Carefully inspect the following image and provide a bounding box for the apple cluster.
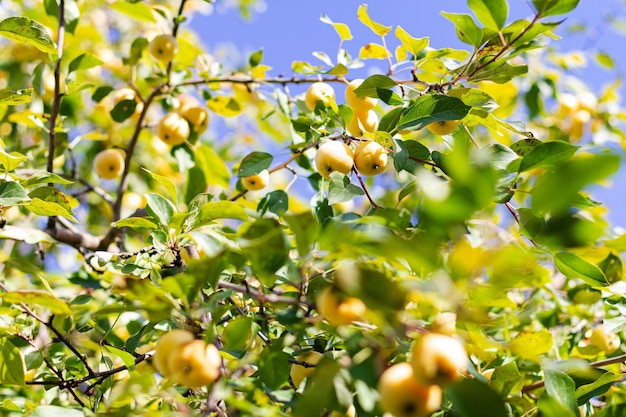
[377,314,468,417]
[155,95,210,147]
[152,329,222,388]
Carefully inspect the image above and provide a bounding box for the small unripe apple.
[377,362,442,417]
[353,140,388,176]
[431,312,457,336]
[241,169,270,191]
[180,106,209,134]
[590,325,621,354]
[93,149,125,180]
[316,287,366,326]
[290,351,324,388]
[345,79,377,112]
[153,329,196,377]
[156,113,190,146]
[347,110,379,136]
[410,333,468,386]
[168,340,222,387]
[315,141,354,179]
[305,82,336,111]
[149,34,178,62]
[426,120,460,136]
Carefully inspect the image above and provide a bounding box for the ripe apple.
[180,106,209,134]
[93,149,125,180]
[156,113,190,146]
[241,169,270,191]
[347,110,379,137]
[152,329,196,377]
[426,120,460,136]
[377,362,442,417]
[410,333,468,386]
[177,94,201,115]
[590,325,621,354]
[353,140,388,177]
[305,82,336,111]
[431,312,457,336]
[168,340,222,387]
[316,287,366,326]
[315,141,354,179]
[290,351,324,388]
[345,79,377,112]
[149,34,178,62]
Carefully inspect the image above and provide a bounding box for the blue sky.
[189,0,626,228]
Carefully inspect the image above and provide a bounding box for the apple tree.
[0,0,626,416]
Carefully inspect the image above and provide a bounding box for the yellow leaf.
[251,64,271,79]
[509,329,553,359]
[359,43,391,60]
[395,26,429,56]
[357,4,391,37]
[320,14,353,41]
[206,96,242,117]
[395,45,407,63]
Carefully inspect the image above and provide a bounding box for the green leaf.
[21,172,73,187]
[258,348,291,390]
[447,87,497,110]
[441,12,483,47]
[239,219,289,286]
[195,145,230,189]
[353,75,398,99]
[258,190,289,217]
[393,138,409,172]
[379,107,403,133]
[538,394,577,417]
[30,405,85,417]
[1,290,71,315]
[0,16,57,54]
[248,49,263,67]
[142,168,178,206]
[29,186,74,213]
[110,99,137,123]
[446,378,508,417]
[293,357,341,417]
[110,1,156,23]
[470,62,528,83]
[320,14,352,41]
[113,217,158,231]
[238,151,273,177]
[555,252,607,286]
[468,0,508,31]
[328,173,364,205]
[518,141,578,172]
[145,193,175,228]
[402,140,431,173]
[223,317,254,350]
[533,0,580,17]
[193,201,247,228]
[0,182,30,206]
[544,369,578,415]
[395,26,429,56]
[0,88,33,106]
[26,198,77,222]
[68,53,103,75]
[575,371,622,405]
[490,361,523,397]
[0,338,24,386]
[510,137,541,156]
[357,4,391,36]
[396,94,471,131]
[597,252,623,284]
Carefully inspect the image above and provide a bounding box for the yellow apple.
[315,141,354,179]
[353,140,388,177]
[410,333,468,386]
[177,94,201,115]
[347,110,379,136]
[180,106,209,134]
[377,362,442,417]
[241,169,270,191]
[290,351,324,388]
[305,82,336,111]
[431,312,457,336]
[345,79,377,112]
[152,329,196,377]
[426,120,460,136]
[316,287,366,326]
[149,34,178,62]
[93,149,125,180]
[156,113,190,146]
[168,340,222,387]
[590,325,621,354]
